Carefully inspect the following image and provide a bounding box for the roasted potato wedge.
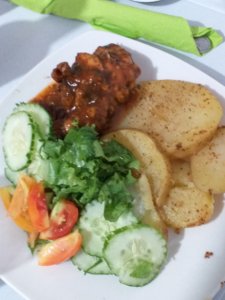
[116,80,223,158]
[160,160,214,229]
[191,127,225,193]
[104,129,171,207]
[132,173,167,237]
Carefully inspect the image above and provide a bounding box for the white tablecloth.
[0,0,225,299]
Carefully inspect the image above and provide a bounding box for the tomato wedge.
[0,186,35,233]
[0,186,14,210]
[8,175,35,219]
[38,230,82,266]
[28,182,50,232]
[0,182,36,233]
[40,200,78,240]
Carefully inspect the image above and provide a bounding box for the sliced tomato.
[0,184,36,233]
[8,175,35,219]
[40,200,78,240]
[38,230,82,266]
[15,211,36,233]
[28,182,50,232]
[0,186,13,210]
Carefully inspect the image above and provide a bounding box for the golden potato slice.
[132,173,167,237]
[104,129,171,207]
[191,127,225,193]
[160,187,214,229]
[116,80,223,158]
[170,160,192,187]
[160,160,214,229]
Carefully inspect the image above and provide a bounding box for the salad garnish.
[0,102,167,286]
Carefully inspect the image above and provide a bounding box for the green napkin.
[10,0,223,56]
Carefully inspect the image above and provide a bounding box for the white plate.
[0,30,225,300]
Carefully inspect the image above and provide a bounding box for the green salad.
[1,102,167,287]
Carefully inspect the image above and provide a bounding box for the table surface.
[0,0,225,299]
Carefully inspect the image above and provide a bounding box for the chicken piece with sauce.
[33,44,141,136]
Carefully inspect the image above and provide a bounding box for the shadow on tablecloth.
[0,16,84,87]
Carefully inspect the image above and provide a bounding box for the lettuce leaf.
[42,125,140,221]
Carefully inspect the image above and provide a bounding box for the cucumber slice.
[14,103,51,138]
[72,249,112,275]
[88,259,112,275]
[78,201,138,257]
[5,167,26,185]
[71,250,100,272]
[27,156,49,182]
[4,134,47,184]
[103,224,167,287]
[27,135,49,182]
[3,111,35,171]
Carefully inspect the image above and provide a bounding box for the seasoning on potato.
[191,126,225,194]
[159,160,214,229]
[116,80,223,159]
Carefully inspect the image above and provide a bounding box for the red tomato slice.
[40,200,78,240]
[28,182,50,232]
[38,230,82,266]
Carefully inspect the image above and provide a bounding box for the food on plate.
[72,248,113,275]
[1,43,225,287]
[7,175,35,219]
[104,129,171,208]
[131,173,167,237]
[103,224,167,287]
[40,199,79,240]
[115,80,223,158]
[78,200,138,257]
[0,186,35,233]
[74,210,166,287]
[161,187,214,229]
[1,98,168,286]
[191,127,225,193]
[38,230,82,266]
[3,111,36,171]
[160,160,214,229]
[32,44,140,137]
[27,181,50,232]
